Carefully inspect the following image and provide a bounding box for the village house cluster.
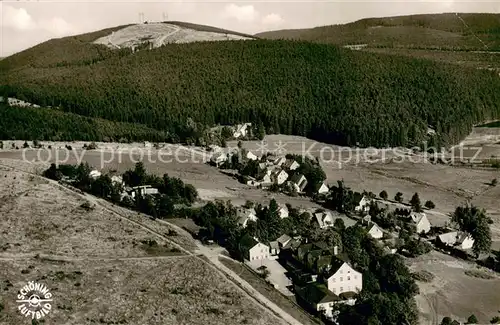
[233,197,390,320]
[210,147,329,195]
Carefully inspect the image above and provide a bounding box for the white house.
[246,179,261,187]
[233,123,252,138]
[354,196,372,213]
[367,223,384,239]
[317,183,329,195]
[278,205,289,219]
[325,259,363,296]
[314,211,335,229]
[89,170,102,179]
[211,152,228,166]
[130,185,159,199]
[246,151,258,161]
[269,241,280,256]
[276,234,292,248]
[273,156,287,167]
[111,175,124,186]
[260,170,274,187]
[437,231,475,250]
[272,169,289,185]
[237,208,258,228]
[291,174,308,192]
[456,232,475,250]
[295,284,340,319]
[144,141,152,148]
[284,159,300,171]
[410,212,431,234]
[240,235,269,261]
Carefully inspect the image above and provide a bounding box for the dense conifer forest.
[2,27,500,147]
[0,103,168,142]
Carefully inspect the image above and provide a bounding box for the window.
[340,277,343,281]
[347,276,350,280]
[332,288,336,293]
[339,270,343,274]
[340,287,343,292]
[332,278,336,283]
[354,275,357,280]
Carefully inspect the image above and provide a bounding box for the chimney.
[333,245,338,256]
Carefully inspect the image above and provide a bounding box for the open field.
[0,160,289,325]
[94,23,254,50]
[0,257,282,325]
[408,251,500,325]
[0,168,184,258]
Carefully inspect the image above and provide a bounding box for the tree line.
[0,103,168,142]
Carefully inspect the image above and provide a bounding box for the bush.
[379,190,388,200]
[87,142,98,150]
[395,192,403,203]
[80,202,94,211]
[412,270,434,282]
[467,314,478,324]
[491,316,500,324]
[425,200,436,209]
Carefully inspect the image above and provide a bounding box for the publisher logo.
[16,281,53,320]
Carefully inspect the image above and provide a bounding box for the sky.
[1,0,499,57]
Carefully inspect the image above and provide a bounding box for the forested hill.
[1,33,500,147]
[256,13,500,50]
[256,13,500,71]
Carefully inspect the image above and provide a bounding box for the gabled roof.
[326,255,351,277]
[437,231,458,245]
[277,234,292,245]
[438,231,473,246]
[269,241,279,250]
[456,232,473,244]
[368,223,382,233]
[239,234,258,250]
[290,173,306,183]
[283,238,302,250]
[410,212,427,224]
[295,283,340,305]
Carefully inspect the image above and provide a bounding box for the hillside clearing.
[0,160,288,325]
[94,23,254,50]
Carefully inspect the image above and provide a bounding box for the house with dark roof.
[290,173,308,192]
[239,234,269,261]
[295,283,340,319]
